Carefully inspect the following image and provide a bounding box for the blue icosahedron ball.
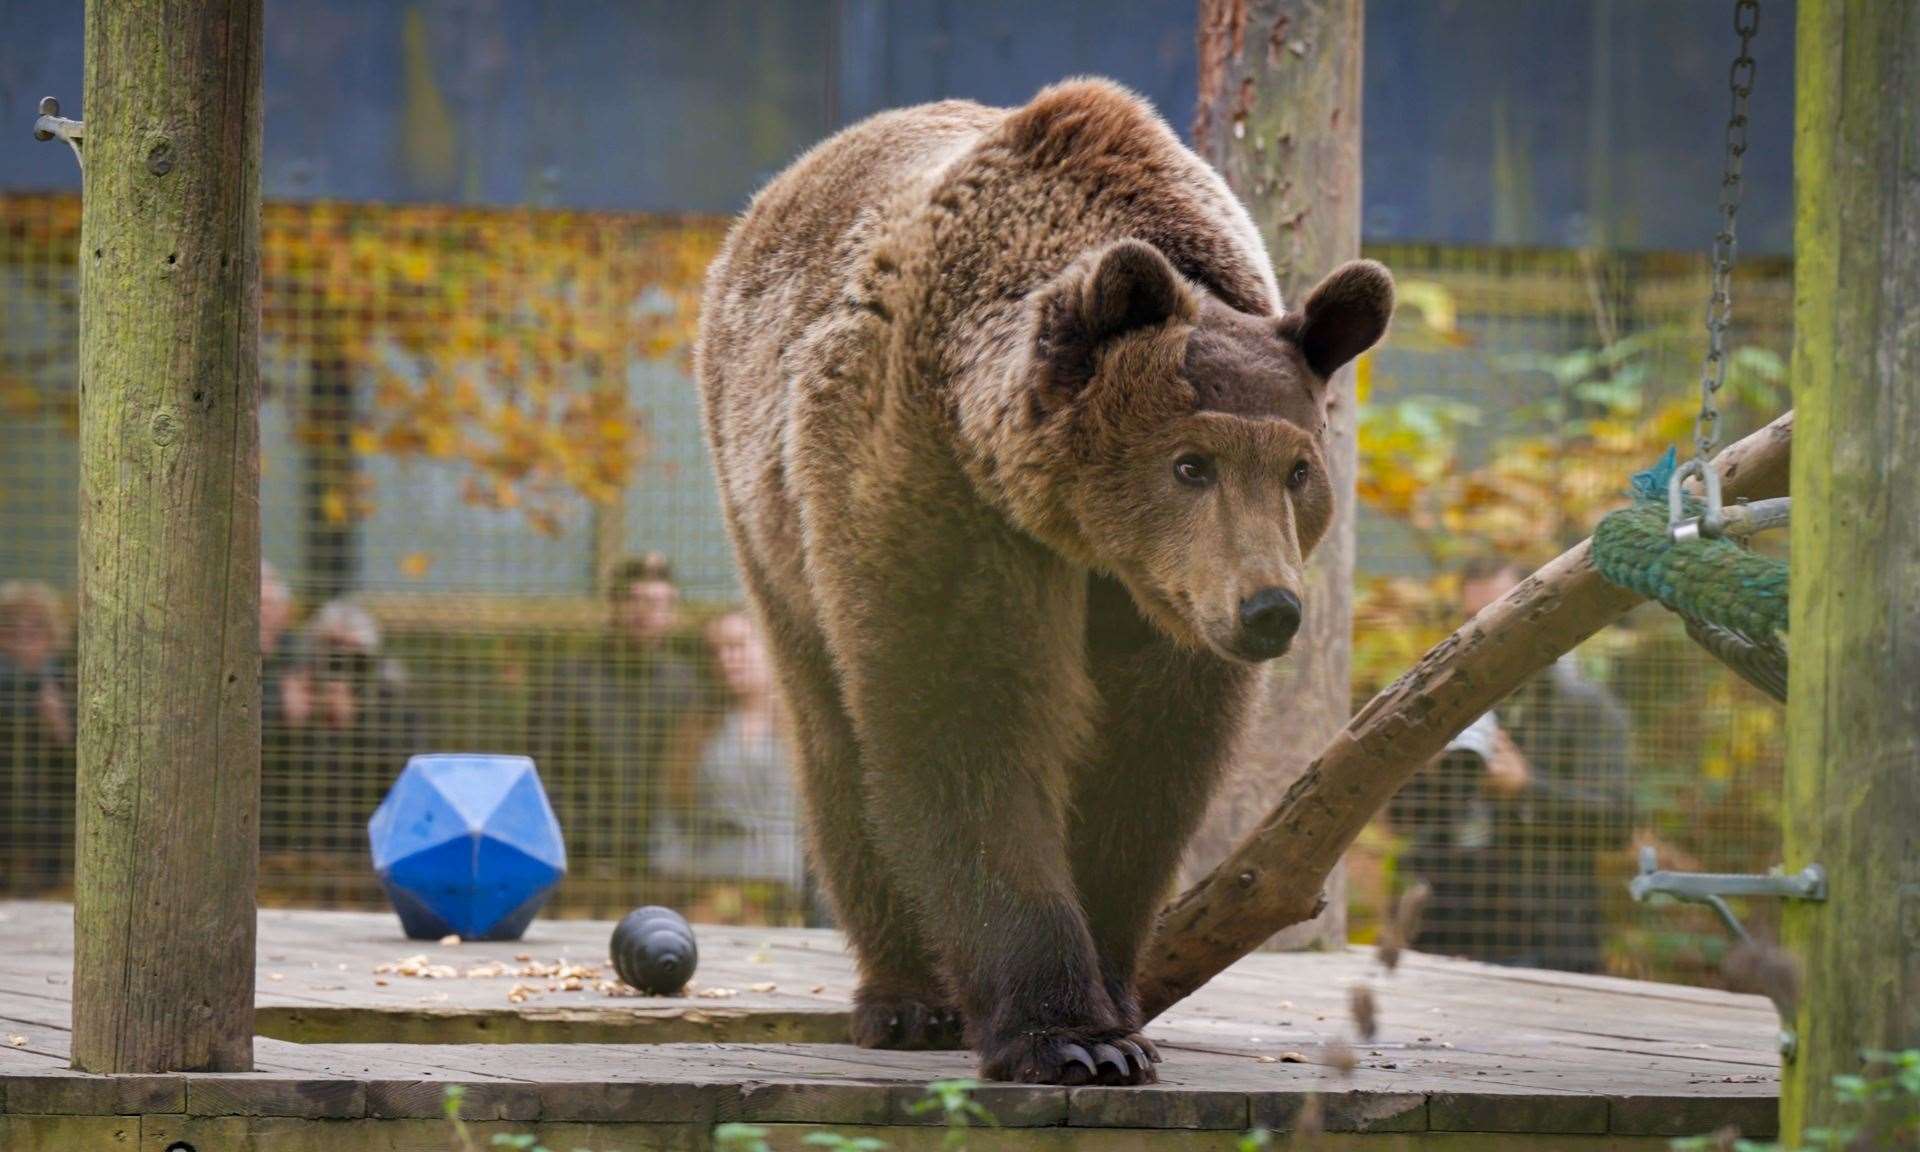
[368,753,567,941]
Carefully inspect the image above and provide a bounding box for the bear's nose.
[1237,587,1303,659]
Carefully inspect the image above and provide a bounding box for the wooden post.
[1189,0,1364,949]
[72,0,264,1073]
[1781,0,1920,1140]
[1139,412,1793,1021]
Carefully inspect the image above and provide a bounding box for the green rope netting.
[1591,449,1788,638]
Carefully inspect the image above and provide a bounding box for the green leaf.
[714,1123,772,1152]
[1829,1074,1869,1102]
[1729,345,1785,382]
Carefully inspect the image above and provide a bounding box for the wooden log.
[71,0,264,1073]
[1139,411,1795,1021]
[1188,0,1365,949]
[1781,0,1920,1141]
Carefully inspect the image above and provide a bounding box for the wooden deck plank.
[0,901,1782,1145]
[0,1009,197,1121]
[0,994,72,1034]
[0,1014,68,1064]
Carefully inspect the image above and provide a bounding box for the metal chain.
[1693,0,1760,464]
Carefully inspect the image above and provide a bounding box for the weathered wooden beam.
[1782,0,1920,1140]
[1140,411,1794,1021]
[71,0,264,1073]
[1188,0,1364,949]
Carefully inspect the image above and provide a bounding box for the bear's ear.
[1075,239,1194,343]
[1283,259,1395,379]
[1032,240,1195,412]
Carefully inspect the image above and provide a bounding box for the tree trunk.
[1140,411,1794,1021]
[1187,0,1364,950]
[72,0,263,1074]
[1781,0,1920,1140]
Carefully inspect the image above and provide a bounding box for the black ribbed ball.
[610,905,698,994]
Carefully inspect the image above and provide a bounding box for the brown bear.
[696,78,1392,1086]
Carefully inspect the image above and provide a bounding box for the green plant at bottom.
[712,1123,774,1152]
[907,1077,996,1151]
[1672,1049,1920,1152]
[799,1133,890,1151]
[445,1084,480,1152]
[444,1083,606,1152]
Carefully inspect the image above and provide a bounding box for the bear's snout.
[1235,587,1303,660]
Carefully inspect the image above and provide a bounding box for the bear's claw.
[1090,1042,1131,1084]
[851,994,965,1050]
[984,1031,1158,1085]
[1057,1043,1097,1085]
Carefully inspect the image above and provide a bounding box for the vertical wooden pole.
[1782,0,1920,1140]
[72,0,263,1073]
[1189,0,1363,948]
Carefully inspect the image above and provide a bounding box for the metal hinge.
[1630,845,1826,1059]
[32,96,85,171]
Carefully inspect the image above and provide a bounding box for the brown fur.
[696,79,1392,1085]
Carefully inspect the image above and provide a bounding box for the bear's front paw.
[850,990,966,1050]
[980,1029,1158,1086]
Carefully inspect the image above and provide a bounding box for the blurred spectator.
[260,562,310,730]
[652,610,805,910]
[532,553,699,873]
[260,563,308,856]
[1389,558,1633,973]
[0,580,75,889]
[280,599,425,855]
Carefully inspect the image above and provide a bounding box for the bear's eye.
[1173,454,1216,488]
[1287,459,1311,490]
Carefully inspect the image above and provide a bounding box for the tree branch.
[1140,410,1795,1021]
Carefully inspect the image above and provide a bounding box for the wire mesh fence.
[1351,242,1794,986]
[1,193,1792,982]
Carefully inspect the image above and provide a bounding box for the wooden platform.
[0,901,1779,1150]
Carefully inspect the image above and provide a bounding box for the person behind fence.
[260,562,310,734]
[280,599,424,856]
[259,562,313,856]
[1388,558,1633,973]
[650,609,805,914]
[532,553,699,875]
[0,580,75,890]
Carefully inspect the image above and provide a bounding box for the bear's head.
[1023,239,1393,663]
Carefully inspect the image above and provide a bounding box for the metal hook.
[1667,457,1725,541]
[32,96,85,172]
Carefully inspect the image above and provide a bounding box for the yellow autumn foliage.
[261,202,724,533]
[4,194,724,535]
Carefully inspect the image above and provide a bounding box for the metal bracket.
[1630,845,1825,1058]
[1630,846,1825,944]
[32,96,84,171]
